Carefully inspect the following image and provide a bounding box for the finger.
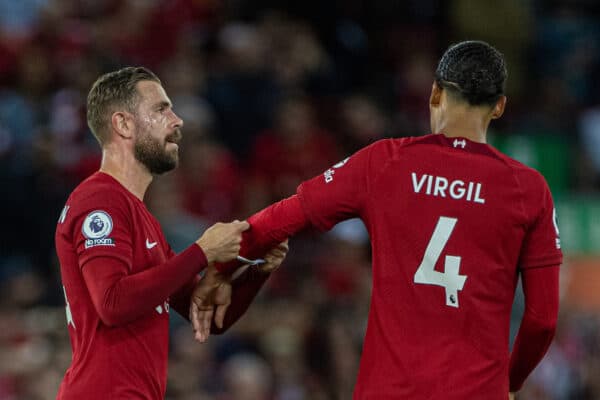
[191,304,203,342]
[269,249,285,258]
[260,259,278,273]
[236,220,250,231]
[265,248,285,260]
[195,308,211,343]
[201,306,213,339]
[214,303,230,329]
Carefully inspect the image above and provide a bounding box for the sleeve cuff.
[184,243,208,271]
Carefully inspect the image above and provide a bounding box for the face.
[132,81,183,175]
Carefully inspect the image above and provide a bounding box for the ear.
[491,96,507,120]
[111,111,134,139]
[429,81,443,109]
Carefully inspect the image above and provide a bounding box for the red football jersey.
[55,172,177,400]
[296,134,562,399]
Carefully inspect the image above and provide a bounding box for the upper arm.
[71,194,134,318]
[297,142,377,231]
[72,193,134,271]
[81,256,132,326]
[518,172,563,270]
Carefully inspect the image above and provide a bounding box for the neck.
[436,105,491,144]
[99,144,152,201]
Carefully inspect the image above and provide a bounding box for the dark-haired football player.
[194,41,561,400]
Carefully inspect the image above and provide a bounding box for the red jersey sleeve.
[518,171,563,269]
[509,265,559,391]
[82,245,205,326]
[72,192,134,269]
[215,141,390,274]
[69,191,207,326]
[297,142,376,231]
[167,244,201,321]
[210,268,271,334]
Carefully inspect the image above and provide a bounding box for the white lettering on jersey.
[324,168,335,183]
[449,180,465,199]
[63,286,75,329]
[433,176,448,197]
[155,301,170,315]
[58,205,70,224]
[411,173,485,204]
[553,208,561,249]
[411,173,427,193]
[323,156,351,183]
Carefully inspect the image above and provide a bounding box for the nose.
[170,110,183,129]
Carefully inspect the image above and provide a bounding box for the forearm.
[83,244,207,326]
[210,268,270,334]
[170,274,201,321]
[216,195,310,273]
[509,265,559,391]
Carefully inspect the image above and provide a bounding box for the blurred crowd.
[1,0,600,399]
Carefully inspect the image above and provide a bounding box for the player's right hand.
[509,392,516,400]
[196,220,249,263]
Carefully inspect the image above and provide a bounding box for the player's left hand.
[190,264,229,343]
[508,392,516,400]
[257,240,289,273]
[190,240,289,343]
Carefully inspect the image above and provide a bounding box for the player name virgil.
[411,172,485,204]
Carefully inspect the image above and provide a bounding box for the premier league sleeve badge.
[82,210,115,248]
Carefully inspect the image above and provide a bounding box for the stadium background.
[0,0,599,398]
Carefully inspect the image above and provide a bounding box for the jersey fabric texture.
[296,134,563,399]
[55,172,196,400]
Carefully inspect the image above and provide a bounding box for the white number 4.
[413,216,467,308]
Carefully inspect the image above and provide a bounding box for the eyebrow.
[155,100,172,109]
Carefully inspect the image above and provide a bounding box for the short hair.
[86,66,161,145]
[435,40,507,106]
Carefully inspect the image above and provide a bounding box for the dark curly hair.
[435,40,507,106]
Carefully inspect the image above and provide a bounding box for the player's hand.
[196,220,249,264]
[189,265,231,343]
[257,240,289,273]
[509,392,516,400]
[189,241,289,342]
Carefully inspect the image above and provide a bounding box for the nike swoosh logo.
[146,239,158,249]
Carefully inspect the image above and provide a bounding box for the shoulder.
[71,174,126,203]
[355,136,429,165]
[66,173,133,226]
[491,153,555,225]
[365,134,449,155]
[492,152,551,194]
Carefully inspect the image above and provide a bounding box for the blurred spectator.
[339,94,389,153]
[244,95,339,211]
[205,22,281,157]
[578,106,600,190]
[220,353,273,400]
